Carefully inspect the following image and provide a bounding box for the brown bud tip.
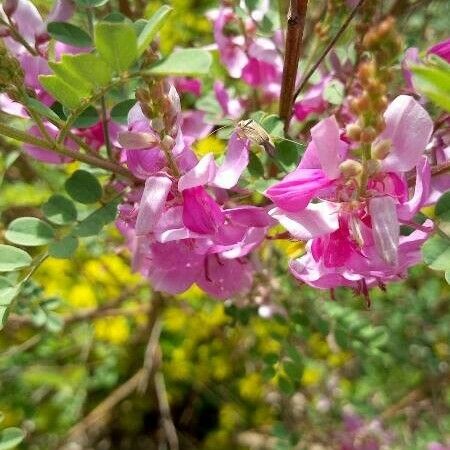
[339,159,363,178]
[2,0,18,16]
[346,123,362,141]
[360,127,377,144]
[371,139,391,160]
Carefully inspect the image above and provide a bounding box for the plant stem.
[0,122,134,179]
[293,0,366,102]
[279,0,308,133]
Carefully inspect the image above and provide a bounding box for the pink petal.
[265,168,334,212]
[381,95,433,172]
[118,131,160,149]
[369,196,400,267]
[269,202,339,240]
[213,132,249,189]
[178,153,217,191]
[135,176,172,236]
[428,38,450,63]
[310,116,346,179]
[182,186,225,234]
[397,155,431,220]
[225,206,273,227]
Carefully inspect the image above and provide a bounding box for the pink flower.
[266,95,436,291]
[293,76,331,121]
[428,38,450,63]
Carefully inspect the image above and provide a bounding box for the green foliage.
[0,427,24,450]
[147,48,213,76]
[74,197,120,237]
[42,195,78,225]
[422,233,450,282]
[48,236,79,259]
[110,99,136,124]
[47,22,92,48]
[5,218,55,247]
[412,57,450,112]
[0,245,32,272]
[94,22,138,73]
[137,5,173,56]
[64,170,103,204]
[435,190,450,236]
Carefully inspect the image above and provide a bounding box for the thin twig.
[293,0,366,102]
[279,0,309,132]
[155,370,179,450]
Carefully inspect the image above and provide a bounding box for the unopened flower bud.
[371,139,391,160]
[366,159,381,176]
[2,0,18,16]
[339,159,363,178]
[360,127,377,143]
[346,123,362,141]
[161,135,175,151]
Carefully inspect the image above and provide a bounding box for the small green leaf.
[65,170,102,204]
[47,22,92,47]
[324,80,345,105]
[75,0,109,6]
[0,427,25,450]
[274,140,305,172]
[49,236,78,259]
[94,22,138,73]
[39,75,83,109]
[422,234,450,282]
[0,245,32,272]
[48,61,92,96]
[25,97,61,122]
[147,49,212,76]
[261,114,284,138]
[45,313,64,332]
[247,152,264,178]
[137,5,172,56]
[0,277,19,306]
[111,99,136,124]
[412,61,450,112]
[435,190,450,236]
[5,218,55,246]
[75,198,119,237]
[42,194,77,225]
[69,106,99,128]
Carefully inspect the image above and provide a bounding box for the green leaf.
[0,277,19,306]
[42,194,77,225]
[46,313,64,332]
[111,99,136,124]
[24,97,61,122]
[49,236,79,259]
[94,22,138,73]
[137,5,172,56]
[247,152,264,178]
[69,106,99,128]
[274,140,305,172]
[0,245,32,272]
[75,0,109,6]
[324,80,345,105]
[412,61,450,112]
[75,198,119,237]
[422,234,450,283]
[261,114,284,138]
[48,61,92,97]
[435,190,450,236]
[58,53,113,88]
[147,49,212,76]
[47,22,92,48]
[39,75,83,109]
[65,170,102,204]
[0,427,25,450]
[5,218,55,246]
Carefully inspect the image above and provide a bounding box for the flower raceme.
[265,95,435,294]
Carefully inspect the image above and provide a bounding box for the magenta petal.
[178,153,217,191]
[397,155,431,220]
[269,202,339,240]
[381,95,433,172]
[265,168,333,212]
[369,196,400,267]
[213,132,249,189]
[310,115,346,179]
[225,206,273,227]
[428,38,450,63]
[197,256,253,299]
[182,186,225,234]
[135,176,172,236]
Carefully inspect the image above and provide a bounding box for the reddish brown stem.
[279,0,308,133]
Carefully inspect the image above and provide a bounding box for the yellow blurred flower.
[239,373,263,402]
[301,365,323,386]
[194,135,226,157]
[94,316,130,344]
